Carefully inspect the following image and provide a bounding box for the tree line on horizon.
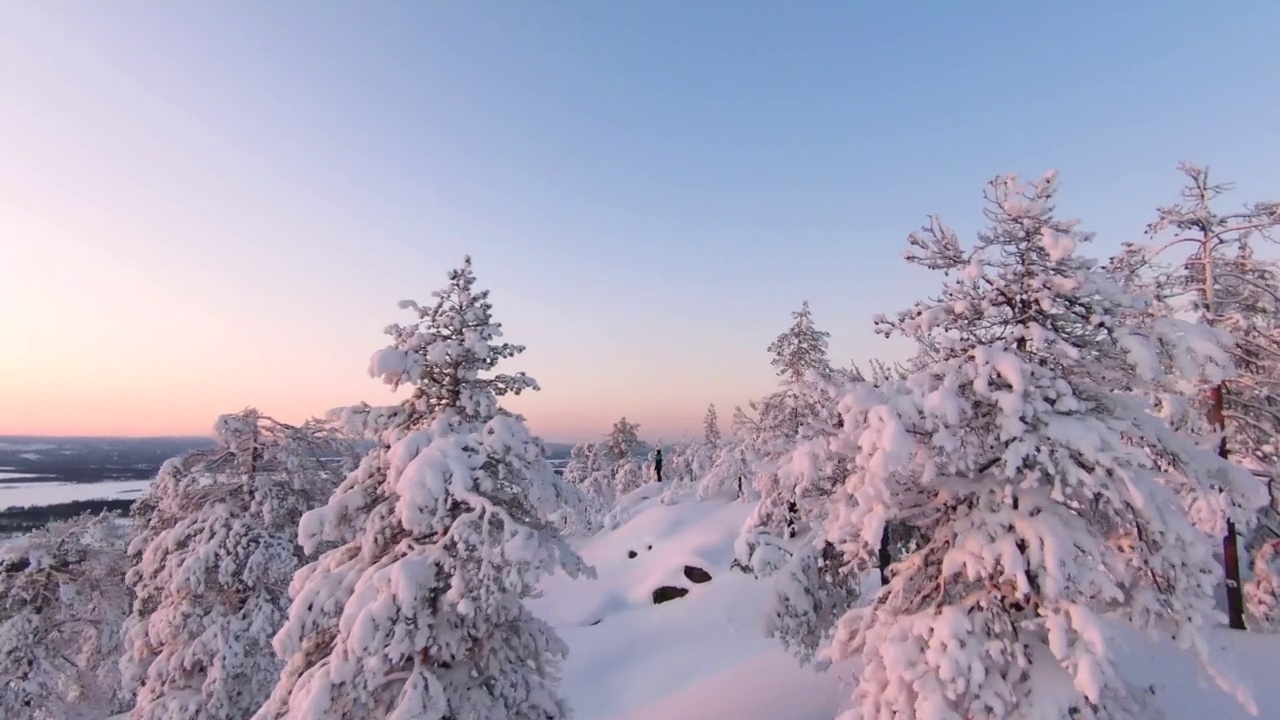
[2,163,1280,719]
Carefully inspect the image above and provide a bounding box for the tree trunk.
[1210,383,1247,630]
[878,526,892,586]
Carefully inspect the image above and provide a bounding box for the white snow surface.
[533,494,1280,720]
[0,479,151,510]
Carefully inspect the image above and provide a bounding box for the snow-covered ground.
[0,479,152,510]
[533,494,1280,720]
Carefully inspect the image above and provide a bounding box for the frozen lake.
[0,471,56,481]
[0,479,152,510]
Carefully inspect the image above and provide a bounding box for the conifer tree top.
[369,256,538,422]
[768,301,831,384]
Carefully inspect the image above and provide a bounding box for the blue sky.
[2,2,1278,440]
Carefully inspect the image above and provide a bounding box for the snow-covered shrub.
[0,513,130,719]
[765,539,863,666]
[812,172,1262,719]
[120,410,349,720]
[256,257,591,720]
[657,441,708,505]
[696,437,752,501]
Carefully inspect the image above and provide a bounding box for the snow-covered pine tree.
[120,409,348,720]
[769,301,832,389]
[1127,163,1280,629]
[766,363,926,662]
[703,404,721,448]
[817,172,1260,719]
[563,442,595,490]
[257,257,590,720]
[0,513,130,720]
[602,417,642,464]
[1214,241,1280,523]
[547,443,602,536]
[736,305,842,576]
[579,417,646,513]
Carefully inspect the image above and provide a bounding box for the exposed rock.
[651,586,689,604]
[627,550,638,559]
[682,565,712,584]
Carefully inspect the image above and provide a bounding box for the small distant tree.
[257,257,590,720]
[563,442,595,489]
[554,443,604,536]
[120,410,349,720]
[602,417,642,464]
[0,513,130,720]
[697,437,753,502]
[703,404,721,448]
[579,418,647,512]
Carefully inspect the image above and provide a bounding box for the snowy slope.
[533,494,1280,720]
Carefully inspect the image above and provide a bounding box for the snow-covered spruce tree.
[818,172,1260,719]
[653,406,726,505]
[257,257,590,720]
[703,404,722,447]
[1132,163,1280,629]
[766,365,928,661]
[562,442,595,489]
[645,442,663,484]
[736,305,843,576]
[0,513,130,719]
[552,442,609,535]
[121,410,348,720]
[1105,239,1266,545]
[602,417,642,464]
[578,417,646,512]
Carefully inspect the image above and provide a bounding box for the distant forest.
[0,499,134,537]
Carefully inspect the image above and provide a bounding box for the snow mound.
[531,495,843,719]
[533,494,1280,720]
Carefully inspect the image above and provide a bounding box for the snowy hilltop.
[4,165,1280,720]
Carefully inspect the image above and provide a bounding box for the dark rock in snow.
[682,565,712,584]
[651,586,690,604]
[627,550,638,559]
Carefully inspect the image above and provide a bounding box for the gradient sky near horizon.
[2,3,1279,443]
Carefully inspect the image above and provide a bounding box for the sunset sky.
[3,3,1279,442]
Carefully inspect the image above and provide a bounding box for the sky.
[2,2,1279,443]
